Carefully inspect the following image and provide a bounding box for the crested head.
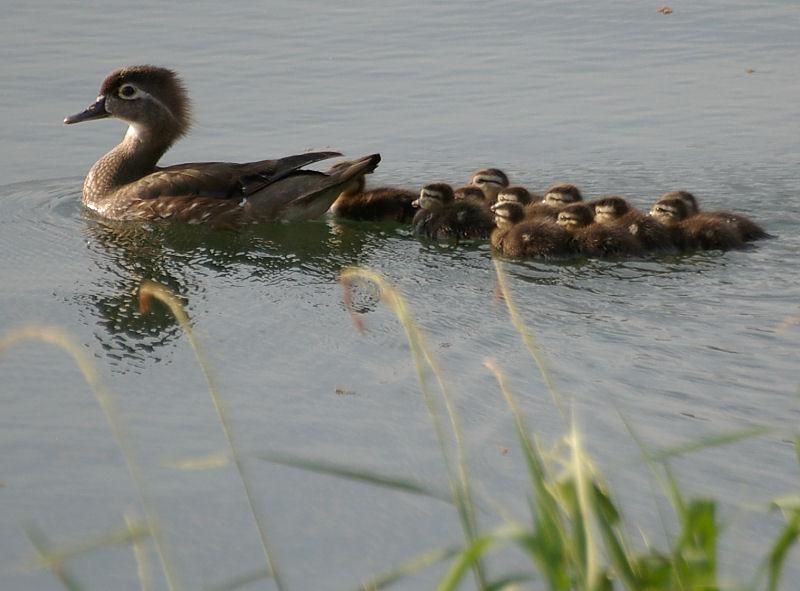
[95,65,192,140]
[650,197,689,226]
[593,195,630,224]
[497,186,533,205]
[556,202,594,231]
[661,190,698,214]
[544,183,583,205]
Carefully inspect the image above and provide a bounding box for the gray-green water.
[2,1,799,589]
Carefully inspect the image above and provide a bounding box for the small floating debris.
[335,387,356,396]
[657,6,673,14]
[745,68,756,74]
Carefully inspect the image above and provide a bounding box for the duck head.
[412,183,454,210]
[556,203,594,232]
[593,196,630,224]
[490,200,524,228]
[650,197,689,227]
[543,183,583,206]
[470,168,509,202]
[660,190,699,215]
[65,65,192,148]
[497,186,533,206]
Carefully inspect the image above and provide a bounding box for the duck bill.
[411,198,420,208]
[64,96,109,124]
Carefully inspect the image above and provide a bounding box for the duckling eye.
[118,84,139,99]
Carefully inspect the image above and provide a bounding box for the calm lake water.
[2,1,799,589]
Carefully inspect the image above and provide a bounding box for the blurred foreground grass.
[1,263,798,591]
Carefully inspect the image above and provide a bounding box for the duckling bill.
[65,65,380,224]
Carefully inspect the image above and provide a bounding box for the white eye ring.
[118,84,141,100]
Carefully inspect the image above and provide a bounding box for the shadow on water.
[80,215,395,370]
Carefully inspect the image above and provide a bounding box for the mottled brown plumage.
[557,203,642,257]
[592,195,676,252]
[662,190,768,241]
[412,183,494,240]
[65,65,380,224]
[497,186,538,206]
[490,201,576,258]
[650,196,744,251]
[329,173,416,222]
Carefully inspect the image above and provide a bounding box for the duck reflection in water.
[81,215,378,370]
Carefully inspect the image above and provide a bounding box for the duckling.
[490,201,576,258]
[328,168,416,222]
[470,168,510,202]
[412,183,495,240]
[662,190,768,241]
[525,183,584,221]
[496,186,539,206]
[64,65,379,224]
[592,195,675,252]
[454,185,489,203]
[650,196,744,251]
[556,203,642,257]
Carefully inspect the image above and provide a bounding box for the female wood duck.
[411,183,495,240]
[649,196,744,251]
[592,195,676,252]
[490,200,576,258]
[64,65,380,225]
[661,190,768,242]
[556,202,642,257]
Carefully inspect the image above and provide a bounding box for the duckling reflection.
[662,190,768,242]
[556,203,642,257]
[412,183,494,240]
[649,196,743,251]
[592,195,675,252]
[491,201,575,258]
[470,168,509,203]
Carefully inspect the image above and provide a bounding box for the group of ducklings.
[331,168,768,258]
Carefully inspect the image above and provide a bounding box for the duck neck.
[83,123,174,203]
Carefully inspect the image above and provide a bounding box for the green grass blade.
[1,326,181,591]
[358,545,461,591]
[24,525,85,591]
[647,426,773,462]
[253,451,453,504]
[766,509,800,591]
[140,281,284,591]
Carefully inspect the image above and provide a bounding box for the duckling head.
[454,186,487,202]
[413,183,454,210]
[556,203,594,232]
[650,197,689,227]
[661,190,699,214]
[593,196,630,224]
[497,186,533,206]
[470,168,509,202]
[543,183,583,206]
[65,65,192,146]
[490,200,525,227]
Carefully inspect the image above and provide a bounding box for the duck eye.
[118,84,138,99]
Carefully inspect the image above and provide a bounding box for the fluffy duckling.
[525,183,584,221]
[329,169,416,222]
[64,65,379,224]
[592,195,675,252]
[496,186,538,206]
[412,183,495,240]
[470,168,510,203]
[663,190,768,241]
[556,203,642,257]
[490,201,576,258]
[650,196,744,251]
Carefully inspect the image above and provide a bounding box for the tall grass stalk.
[0,326,181,591]
[340,267,487,588]
[492,259,567,421]
[126,511,153,591]
[138,281,284,591]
